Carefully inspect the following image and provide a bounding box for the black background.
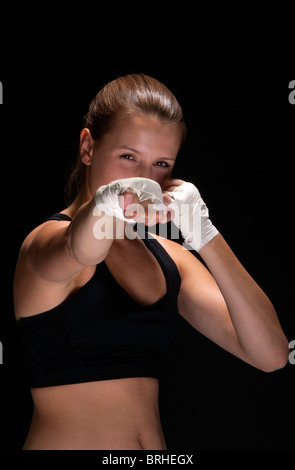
[0,28,294,453]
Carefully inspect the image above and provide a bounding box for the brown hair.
[65,73,187,204]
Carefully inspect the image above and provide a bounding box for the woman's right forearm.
[66,197,116,266]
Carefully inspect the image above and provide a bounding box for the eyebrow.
[119,146,176,161]
[120,146,141,154]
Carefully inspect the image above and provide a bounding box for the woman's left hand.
[162,178,219,252]
[162,178,185,196]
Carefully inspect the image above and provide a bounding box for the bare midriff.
[22,377,166,450]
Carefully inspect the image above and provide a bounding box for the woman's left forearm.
[199,233,289,371]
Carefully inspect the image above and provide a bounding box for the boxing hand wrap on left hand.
[166,182,219,252]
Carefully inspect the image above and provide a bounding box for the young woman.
[13,74,289,450]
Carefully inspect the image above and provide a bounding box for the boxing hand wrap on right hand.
[166,182,219,252]
[94,177,164,224]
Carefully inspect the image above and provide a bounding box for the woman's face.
[80,113,183,198]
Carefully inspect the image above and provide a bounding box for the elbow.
[260,357,289,373]
[258,344,290,373]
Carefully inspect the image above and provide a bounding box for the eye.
[120,154,135,161]
[154,161,169,168]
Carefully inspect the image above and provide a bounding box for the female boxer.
[14,74,289,450]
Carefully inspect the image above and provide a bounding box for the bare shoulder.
[16,218,72,275]
[21,218,71,250]
[14,218,83,320]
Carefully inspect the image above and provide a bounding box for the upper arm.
[177,249,237,348]
[20,220,87,283]
[159,239,248,362]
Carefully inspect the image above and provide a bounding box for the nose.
[137,164,154,181]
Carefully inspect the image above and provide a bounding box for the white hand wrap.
[94,177,164,223]
[166,182,219,251]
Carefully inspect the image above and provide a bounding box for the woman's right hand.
[95,177,172,226]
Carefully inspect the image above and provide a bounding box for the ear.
[80,128,94,165]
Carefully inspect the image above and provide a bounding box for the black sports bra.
[17,214,181,388]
